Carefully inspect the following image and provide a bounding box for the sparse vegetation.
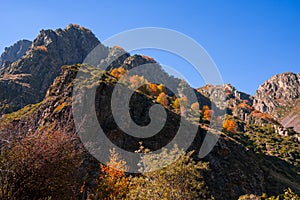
[238,188,299,200]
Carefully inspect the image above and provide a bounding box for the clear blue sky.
[1,0,300,95]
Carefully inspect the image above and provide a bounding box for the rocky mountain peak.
[253,72,300,116]
[253,72,300,132]
[0,24,106,114]
[0,39,32,68]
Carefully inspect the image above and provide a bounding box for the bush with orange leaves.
[223,118,238,133]
[95,149,129,200]
[146,83,160,96]
[250,110,277,124]
[110,67,128,80]
[128,75,147,90]
[156,92,169,107]
[172,95,189,111]
[35,45,48,52]
[202,105,214,121]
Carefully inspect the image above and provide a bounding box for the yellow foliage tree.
[173,98,181,110]
[157,84,166,93]
[127,145,210,199]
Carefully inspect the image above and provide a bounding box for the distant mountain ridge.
[0,39,32,68]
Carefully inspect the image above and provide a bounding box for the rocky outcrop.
[99,46,130,70]
[198,84,280,128]
[253,72,300,131]
[281,101,300,133]
[0,40,32,68]
[0,24,107,114]
[198,84,253,110]
[253,72,300,116]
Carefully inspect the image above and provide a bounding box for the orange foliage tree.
[110,67,128,80]
[180,95,188,107]
[223,119,238,133]
[202,105,213,121]
[147,83,160,96]
[145,83,166,97]
[96,149,129,199]
[141,54,155,61]
[156,92,169,107]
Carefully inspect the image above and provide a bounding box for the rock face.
[99,46,130,70]
[280,99,300,133]
[0,24,107,114]
[253,72,300,131]
[198,84,253,109]
[0,40,32,68]
[253,72,300,116]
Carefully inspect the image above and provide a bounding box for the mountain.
[253,72,300,132]
[1,64,299,199]
[0,39,32,68]
[0,24,106,114]
[0,25,299,199]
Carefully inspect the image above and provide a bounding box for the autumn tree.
[156,92,169,107]
[35,45,48,52]
[157,84,166,94]
[223,118,238,133]
[110,67,128,80]
[95,149,129,200]
[127,145,210,199]
[202,105,213,121]
[172,98,181,110]
[179,95,188,107]
[146,83,160,97]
